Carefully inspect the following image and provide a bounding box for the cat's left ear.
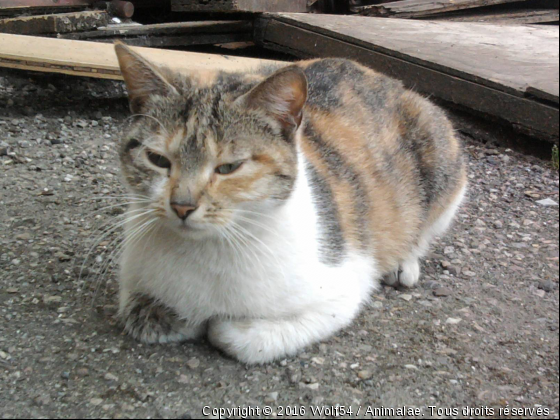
[236,66,308,133]
[115,42,178,114]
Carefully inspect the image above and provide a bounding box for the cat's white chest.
[121,215,322,323]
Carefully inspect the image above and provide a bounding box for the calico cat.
[114,43,467,364]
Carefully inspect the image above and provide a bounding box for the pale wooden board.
[0,33,279,80]
[264,13,559,104]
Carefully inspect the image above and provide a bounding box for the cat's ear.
[237,66,308,132]
[114,42,178,114]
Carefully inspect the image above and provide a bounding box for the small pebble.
[186,358,200,370]
[357,370,373,380]
[536,198,558,207]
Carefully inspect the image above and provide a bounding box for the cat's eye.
[215,161,244,175]
[126,138,141,151]
[147,151,172,170]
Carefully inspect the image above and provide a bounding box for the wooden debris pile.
[0,1,254,48]
[0,1,154,36]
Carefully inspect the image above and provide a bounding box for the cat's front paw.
[208,318,295,365]
[120,294,205,344]
[382,258,421,288]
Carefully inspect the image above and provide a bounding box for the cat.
[114,43,467,364]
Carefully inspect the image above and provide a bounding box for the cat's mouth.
[175,219,206,233]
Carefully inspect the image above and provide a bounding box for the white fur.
[120,147,377,364]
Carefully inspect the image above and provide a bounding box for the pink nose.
[171,203,197,220]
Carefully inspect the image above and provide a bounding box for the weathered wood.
[171,0,308,13]
[356,0,530,18]
[0,0,91,16]
[0,33,279,80]
[255,13,559,141]
[64,20,251,38]
[429,8,559,24]
[61,20,253,47]
[0,0,90,6]
[0,11,110,35]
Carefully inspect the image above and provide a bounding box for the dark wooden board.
[171,0,308,13]
[429,8,559,24]
[356,0,530,18]
[255,14,559,141]
[0,0,90,16]
[0,0,90,7]
[258,14,559,103]
[0,11,110,35]
[60,20,252,47]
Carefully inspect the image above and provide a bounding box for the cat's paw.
[208,318,294,365]
[121,294,205,344]
[382,258,421,288]
[399,258,420,288]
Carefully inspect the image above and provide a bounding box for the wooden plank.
[0,11,110,35]
[0,0,90,7]
[171,0,308,13]
[0,0,91,16]
[429,8,559,24]
[255,14,559,141]
[0,33,279,80]
[258,14,559,103]
[60,20,253,47]
[356,0,530,19]
[63,20,251,38]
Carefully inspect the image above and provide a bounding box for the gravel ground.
[0,69,558,419]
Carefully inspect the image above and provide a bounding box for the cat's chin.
[163,220,218,241]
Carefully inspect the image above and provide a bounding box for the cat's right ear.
[235,66,308,133]
[114,42,178,114]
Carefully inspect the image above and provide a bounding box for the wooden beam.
[0,10,110,35]
[429,8,559,24]
[255,13,559,141]
[0,0,90,6]
[171,0,308,13]
[61,20,253,48]
[356,0,528,19]
[0,0,91,16]
[0,33,280,80]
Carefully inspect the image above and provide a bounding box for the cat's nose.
[171,202,197,221]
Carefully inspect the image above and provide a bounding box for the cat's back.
[293,58,467,273]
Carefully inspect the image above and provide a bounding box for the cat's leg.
[119,292,206,344]
[384,183,466,288]
[208,301,363,365]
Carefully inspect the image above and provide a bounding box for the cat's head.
[115,44,307,238]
